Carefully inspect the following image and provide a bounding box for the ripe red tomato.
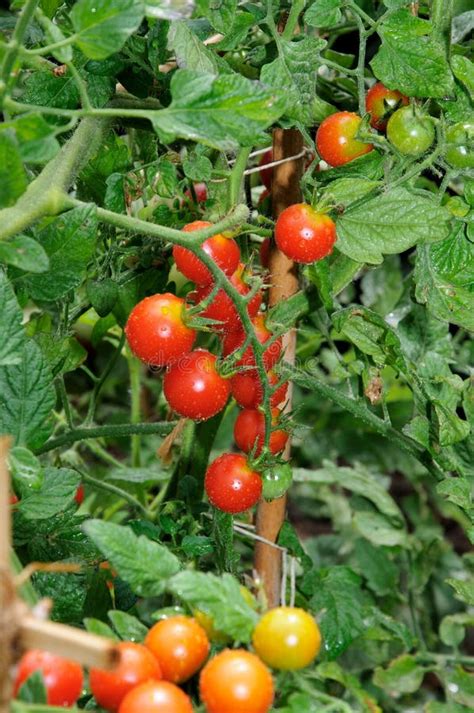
[14,650,83,707]
[258,149,274,189]
[173,221,240,287]
[231,369,288,409]
[118,680,193,713]
[194,264,262,332]
[205,453,262,514]
[222,313,282,370]
[163,349,231,421]
[316,111,373,167]
[275,203,336,263]
[365,82,409,131]
[125,293,196,367]
[234,407,288,456]
[252,607,321,670]
[145,616,210,684]
[90,641,162,711]
[75,484,84,505]
[199,649,274,713]
[184,182,208,203]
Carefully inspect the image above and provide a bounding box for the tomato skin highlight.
[386,106,435,156]
[205,453,262,514]
[118,680,193,713]
[222,314,282,370]
[234,407,288,456]
[14,650,83,707]
[231,369,288,409]
[275,203,336,263]
[365,82,409,131]
[194,264,262,332]
[316,111,373,167]
[125,293,196,367]
[90,641,162,711]
[199,648,274,713]
[444,121,474,169]
[145,616,210,683]
[173,221,240,287]
[163,348,230,420]
[252,606,322,670]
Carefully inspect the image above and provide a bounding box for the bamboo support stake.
[254,129,303,607]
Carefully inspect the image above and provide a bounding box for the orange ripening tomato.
[316,111,373,167]
[145,615,210,683]
[199,649,274,713]
[90,641,162,711]
[252,607,322,670]
[118,680,193,713]
[365,82,409,131]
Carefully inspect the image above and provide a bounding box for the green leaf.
[22,71,79,110]
[181,535,214,557]
[353,511,408,547]
[145,1,194,20]
[442,667,474,708]
[294,461,404,523]
[371,10,454,98]
[201,0,237,33]
[84,617,118,639]
[0,269,27,366]
[23,205,97,302]
[451,55,474,97]
[86,278,118,317]
[0,236,49,274]
[151,70,286,151]
[354,539,399,597]
[84,520,181,597]
[446,577,474,606]
[316,661,383,712]
[260,37,326,123]
[434,400,471,446]
[267,292,309,331]
[18,468,81,520]
[415,226,474,331]
[71,0,145,60]
[182,154,213,183]
[168,21,220,74]
[0,131,27,208]
[335,188,450,264]
[167,571,258,643]
[0,341,55,449]
[373,654,427,696]
[108,610,149,642]
[324,178,380,208]
[305,0,342,29]
[437,477,472,511]
[303,566,369,659]
[439,613,474,647]
[17,671,47,704]
[107,466,169,484]
[9,447,43,498]
[0,114,59,164]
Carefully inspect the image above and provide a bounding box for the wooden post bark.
[0,436,14,713]
[254,129,303,607]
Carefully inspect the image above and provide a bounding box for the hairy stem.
[0,0,40,104]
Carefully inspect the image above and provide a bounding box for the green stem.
[431,0,454,55]
[56,377,74,429]
[0,0,40,103]
[228,147,252,210]
[353,12,367,117]
[27,34,77,56]
[415,652,474,668]
[127,349,142,469]
[282,0,306,40]
[66,61,92,111]
[0,117,110,241]
[79,471,149,517]
[34,422,176,455]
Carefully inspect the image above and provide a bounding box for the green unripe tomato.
[387,106,435,156]
[262,463,293,501]
[444,121,474,169]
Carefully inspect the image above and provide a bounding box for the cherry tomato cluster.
[15,607,321,712]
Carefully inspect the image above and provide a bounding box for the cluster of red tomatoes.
[14,607,321,712]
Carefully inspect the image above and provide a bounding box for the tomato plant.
[14,650,83,707]
[2,0,473,711]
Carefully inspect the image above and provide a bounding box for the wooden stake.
[18,616,120,670]
[0,436,13,713]
[254,129,303,607]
